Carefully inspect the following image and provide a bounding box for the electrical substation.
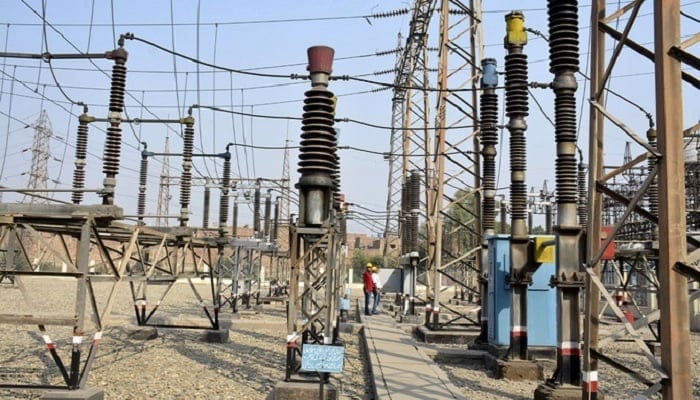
[0,1,698,399]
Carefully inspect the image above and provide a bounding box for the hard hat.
[366,262,373,268]
[372,266,378,272]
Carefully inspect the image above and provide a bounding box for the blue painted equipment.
[487,235,557,347]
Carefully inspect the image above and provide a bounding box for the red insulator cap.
[307,46,335,74]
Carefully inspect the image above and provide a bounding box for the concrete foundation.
[272,380,337,400]
[397,314,421,324]
[42,387,104,400]
[203,328,229,343]
[483,353,543,381]
[534,382,584,400]
[484,343,556,360]
[253,304,265,312]
[126,326,158,340]
[413,325,481,344]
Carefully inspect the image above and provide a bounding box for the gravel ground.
[1,277,698,399]
[0,277,372,400]
[430,318,700,399]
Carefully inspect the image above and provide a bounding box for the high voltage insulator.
[219,144,232,235]
[102,43,127,205]
[264,189,272,239]
[401,179,408,253]
[544,0,583,390]
[408,170,420,254]
[179,110,194,227]
[548,1,580,74]
[375,48,403,57]
[505,11,529,224]
[577,159,587,227]
[480,58,499,235]
[646,127,658,240]
[272,196,280,243]
[369,8,410,19]
[232,188,239,237]
[253,180,261,236]
[72,107,93,205]
[549,0,580,205]
[203,180,211,229]
[374,68,399,76]
[297,46,337,228]
[137,143,149,225]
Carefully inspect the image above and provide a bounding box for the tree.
[350,250,384,282]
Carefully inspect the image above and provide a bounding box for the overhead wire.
[249,104,256,178]
[109,0,116,47]
[229,72,243,180]
[212,22,218,173]
[240,89,251,179]
[1,8,410,28]
[681,9,700,23]
[18,0,212,181]
[527,88,555,128]
[218,139,478,158]
[41,0,83,107]
[195,0,214,179]
[0,65,16,185]
[0,24,9,104]
[52,102,73,188]
[86,0,95,51]
[0,70,161,180]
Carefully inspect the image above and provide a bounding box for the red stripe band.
[583,381,598,392]
[557,347,581,356]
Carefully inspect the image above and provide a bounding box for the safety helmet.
[366,262,373,268]
[372,266,378,272]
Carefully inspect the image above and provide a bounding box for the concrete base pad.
[396,314,423,324]
[42,387,104,400]
[126,326,158,340]
[414,325,480,344]
[534,383,584,400]
[484,354,543,381]
[484,343,556,360]
[396,314,421,324]
[338,322,361,334]
[203,328,229,343]
[272,380,337,400]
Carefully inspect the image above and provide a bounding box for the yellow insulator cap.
[505,11,527,47]
[534,235,555,263]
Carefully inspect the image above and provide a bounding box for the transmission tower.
[426,0,483,318]
[24,109,52,204]
[389,0,436,292]
[156,136,170,226]
[383,33,404,258]
[279,138,291,224]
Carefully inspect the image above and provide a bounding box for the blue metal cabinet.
[487,235,557,347]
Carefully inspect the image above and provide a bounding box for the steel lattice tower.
[389,0,436,286]
[24,109,52,204]
[156,136,170,227]
[382,33,405,259]
[427,0,484,314]
[280,139,291,225]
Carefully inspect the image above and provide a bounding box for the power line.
[126,34,307,80]
[1,9,411,28]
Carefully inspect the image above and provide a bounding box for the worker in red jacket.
[362,263,375,316]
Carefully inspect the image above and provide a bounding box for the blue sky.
[0,1,698,235]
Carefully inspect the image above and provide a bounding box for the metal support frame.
[579,0,696,398]
[426,0,483,332]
